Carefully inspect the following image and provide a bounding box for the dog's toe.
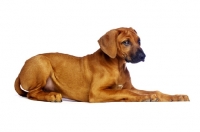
[47,92,62,102]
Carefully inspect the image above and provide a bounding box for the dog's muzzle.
[126,49,146,63]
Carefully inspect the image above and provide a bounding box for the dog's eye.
[122,40,130,46]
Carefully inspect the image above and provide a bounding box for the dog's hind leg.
[19,55,62,102]
[27,77,62,102]
[27,89,62,102]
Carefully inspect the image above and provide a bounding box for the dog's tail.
[14,76,28,97]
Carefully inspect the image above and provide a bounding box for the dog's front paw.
[155,91,190,102]
[142,94,158,102]
[170,95,190,101]
[150,94,159,102]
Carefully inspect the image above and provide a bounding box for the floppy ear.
[98,30,118,58]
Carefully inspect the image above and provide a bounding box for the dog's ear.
[98,30,118,58]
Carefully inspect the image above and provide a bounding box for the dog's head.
[98,27,146,63]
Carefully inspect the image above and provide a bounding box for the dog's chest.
[113,73,127,90]
[114,64,129,90]
[112,80,124,90]
[115,77,125,90]
[116,84,123,89]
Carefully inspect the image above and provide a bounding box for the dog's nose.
[138,52,146,61]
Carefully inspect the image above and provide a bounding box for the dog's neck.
[95,49,127,71]
[117,57,127,71]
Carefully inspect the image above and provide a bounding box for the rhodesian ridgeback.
[15,27,189,102]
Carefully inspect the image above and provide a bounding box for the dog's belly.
[43,77,56,92]
[43,77,90,101]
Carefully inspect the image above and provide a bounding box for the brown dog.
[15,27,189,102]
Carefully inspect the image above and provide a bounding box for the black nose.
[138,52,146,61]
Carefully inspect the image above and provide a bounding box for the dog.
[14,27,189,102]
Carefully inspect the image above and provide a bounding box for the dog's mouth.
[125,58,144,63]
[125,50,146,63]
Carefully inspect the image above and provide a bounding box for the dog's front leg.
[89,88,158,103]
[131,89,190,102]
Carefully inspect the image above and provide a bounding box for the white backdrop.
[1,0,200,132]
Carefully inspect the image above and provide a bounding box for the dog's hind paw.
[46,92,62,102]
